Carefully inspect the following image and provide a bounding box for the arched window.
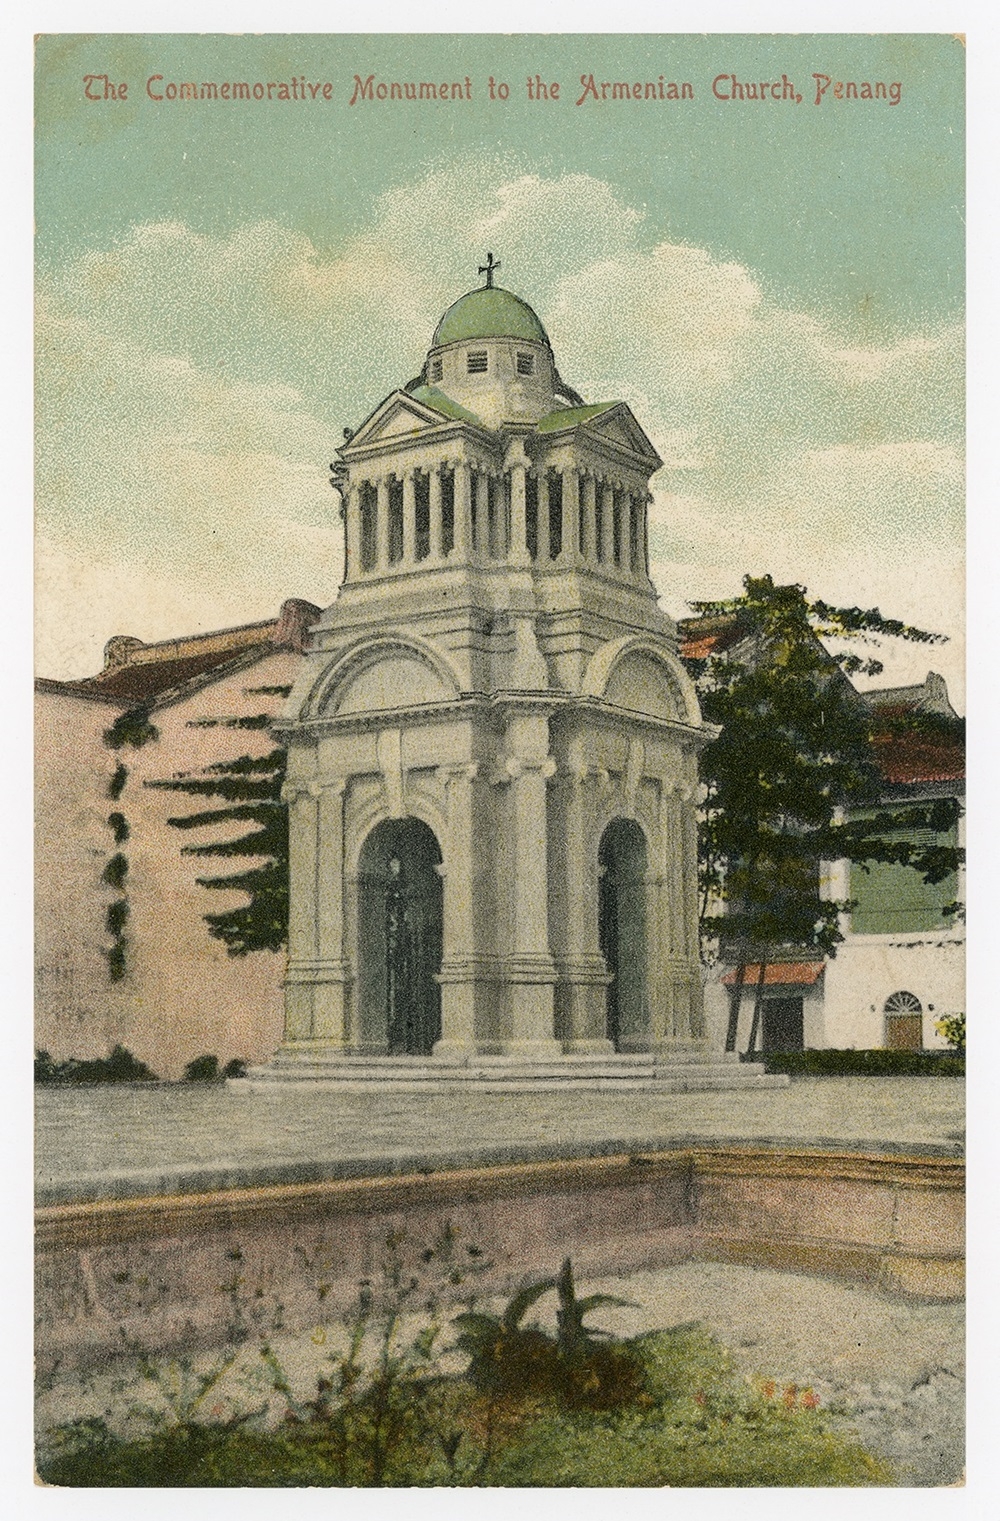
[884,990,923,1051]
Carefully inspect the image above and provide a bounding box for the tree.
[147,708,289,955]
[686,576,963,1053]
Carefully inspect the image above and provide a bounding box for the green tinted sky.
[36,33,963,323]
[35,33,965,697]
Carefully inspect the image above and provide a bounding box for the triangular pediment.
[582,404,661,463]
[347,391,450,448]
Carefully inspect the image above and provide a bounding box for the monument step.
[240,1054,787,1091]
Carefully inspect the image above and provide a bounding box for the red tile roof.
[721,962,825,987]
[872,731,965,786]
[36,599,320,709]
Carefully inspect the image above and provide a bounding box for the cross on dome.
[478,251,501,288]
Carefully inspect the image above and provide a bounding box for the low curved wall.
[36,1146,963,1376]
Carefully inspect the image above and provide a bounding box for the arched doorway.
[357,818,443,1055]
[598,819,648,1049]
[884,990,923,1051]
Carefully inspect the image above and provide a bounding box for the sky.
[35,32,965,703]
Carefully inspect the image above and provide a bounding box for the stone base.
[243,1047,788,1092]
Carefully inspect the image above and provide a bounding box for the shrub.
[454,1256,641,1410]
[934,1012,965,1055]
[748,1048,964,1077]
[183,1054,221,1082]
[34,1044,157,1084]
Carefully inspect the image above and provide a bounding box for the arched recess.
[357,818,443,1056]
[582,636,702,728]
[598,818,649,1050]
[305,633,463,720]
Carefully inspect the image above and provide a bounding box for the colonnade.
[344,461,651,583]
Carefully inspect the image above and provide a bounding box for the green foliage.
[179,1055,248,1081]
[103,705,159,750]
[105,898,130,937]
[35,1044,157,1084]
[934,1012,966,1055]
[99,711,154,981]
[690,577,964,1051]
[183,1054,221,1082]
[148,742,288,955]
[187,715,274,730]
[102,852,129,889]
[755,1048,964,1077]
[35,1239,895,1489]
[37,1319,890,1488]
[107,811,130,844]
[454,1257,642,1409]
[105,942,127,982]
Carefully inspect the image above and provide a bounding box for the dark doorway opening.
[358,818,443,1055]
[598,819,648,1049]
[762,997,804,1053]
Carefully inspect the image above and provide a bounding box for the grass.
[38,1322,892,1487]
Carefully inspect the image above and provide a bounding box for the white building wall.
[821,933,965,1049]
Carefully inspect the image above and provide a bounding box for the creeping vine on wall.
[101,702,159,982]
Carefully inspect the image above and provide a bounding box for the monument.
[256,261,777,1088]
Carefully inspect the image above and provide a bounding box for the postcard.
[34,32,965,1491]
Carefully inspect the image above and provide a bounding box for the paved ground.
[34,1260,964,1486]
[36,1075,964,1204]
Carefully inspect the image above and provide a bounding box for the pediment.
[346,392,450,449]
[583,405,661,463]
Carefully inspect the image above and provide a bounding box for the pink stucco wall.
[35,651,300,1078]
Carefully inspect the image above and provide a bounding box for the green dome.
[432,286,549,348]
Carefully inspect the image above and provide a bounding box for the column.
[503,713,560,1056]
[560,762,613,1053]
[402,469,416,564]
[434,763,479,1058]
[281,780,319,1043]
[641,493,652,579]
[428,465,443,561]
[345,483,363,582]
[312,778,350,1046]
[651,780,708,1055]
[679,784,706,1038]
[600,482,615,565]
[559,466,580,567]
[376,476,390,573]
[621,491,633,577]
[474,470,489,557]
[453,459,472,558]
[581,473,598,566]
[536,471,550,564]
[507,446,530,566]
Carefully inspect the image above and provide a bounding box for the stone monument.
[255,260,778,1089]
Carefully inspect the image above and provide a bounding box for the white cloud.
[36,159,964,702]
